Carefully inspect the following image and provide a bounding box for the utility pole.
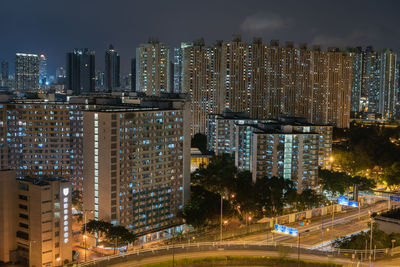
[331,202,335,240]
[369,217,373,267]
[298,230,310,266]
[220,194,223,243]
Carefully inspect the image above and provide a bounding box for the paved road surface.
[109,249,373,267]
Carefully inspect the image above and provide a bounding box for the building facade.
[350,46,398,119]
[66,49,95,95]
[0,170,17,263]
[15,177,72,267]
[136,40,170,96]
[83,102,190,235]
[1,60,8,88]
[182,38,352,135]
[105,44,120,91]
[207,113,332,190]
[39,54,48,86]
[15,53,39,92]
[3,102,84,191]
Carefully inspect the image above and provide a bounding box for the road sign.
[274,224,298,236]
[390,195,400,202]
[338,195,358,207]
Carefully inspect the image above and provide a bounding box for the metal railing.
[73,240,395,267]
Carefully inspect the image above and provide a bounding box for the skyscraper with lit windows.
[136,39,170,96]
[83,100,191,235]
[39,54,47,86]
[15,53,39,92]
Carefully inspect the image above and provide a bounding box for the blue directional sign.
[338,196,349,205]
[338,195,358,207]
[274,224,298,236]
[390,195,400,202]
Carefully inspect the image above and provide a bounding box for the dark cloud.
[240,13,291,33]
[1,0,400,75]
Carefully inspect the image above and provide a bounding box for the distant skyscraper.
[349,46,398,119]
[95,71,105,90]
[66,48,95,95]
[15,53,39,92]
[56,66,66,85]
[105,44,120,91]
[173,44,192,93]
[136,39,170,95]
[39,54,47,85]
[131,58,136,92]
[1,60,8,88]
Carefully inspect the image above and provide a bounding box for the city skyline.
[1,0,400,74]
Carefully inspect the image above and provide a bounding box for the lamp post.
[331,201,335,240]
[298,230,310,266]
[369,214,373,267]
[220,194,223,243]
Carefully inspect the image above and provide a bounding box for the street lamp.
[369,212,373,267]
[331,201,335,240]
[220,194,224,243]
[298,230,310,266]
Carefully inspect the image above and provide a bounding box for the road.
[109,249,371,267]
[236,201,388,247]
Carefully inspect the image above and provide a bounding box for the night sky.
[1,0,400,76]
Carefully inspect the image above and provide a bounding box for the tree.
[191,154,237,194]
[191,133,208,153]
[294,189,327,211]
[180,185,233,229]
[107,225,128,254]
[382,162,400,188]
[319,169,375,196]
[254,176,297,216]
[234,170,257,218]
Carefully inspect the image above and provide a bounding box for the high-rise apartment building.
[207,113,332,172]
[4,102,84,191]
[131,58,136,92]
[182,37,352,135]
[207,112,267,155]
[1,60,8,88]
[173,43,192,94]
[66,49,95,95]
[15,53,39,92]
[105,44,120,91]
[39,54,48,86]
[349,47,398,119]
[136,40,170,96]
[15,177,72,267]
[0,173,72,266]
[0,103,7,169]
[83,101,190,235]
[0,170,17,263]
[182,39,223,135]
[247,125,319,191]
